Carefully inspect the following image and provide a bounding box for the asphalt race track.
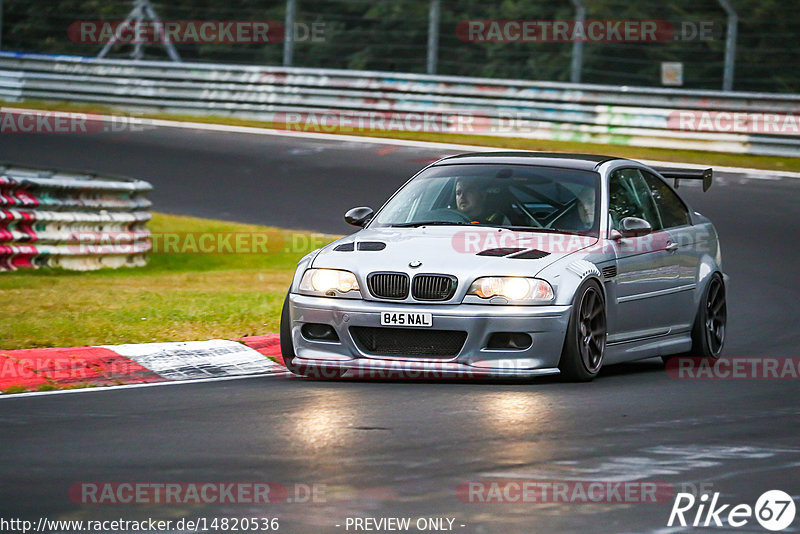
[1,126,799,533]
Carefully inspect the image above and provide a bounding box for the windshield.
[370,164,601,235]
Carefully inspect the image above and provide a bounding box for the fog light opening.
[301,323,340,341]
[486,332,532,350]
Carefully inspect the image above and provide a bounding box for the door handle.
[665,241,679,252]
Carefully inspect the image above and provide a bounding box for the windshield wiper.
[389,221,468,228]
[502,226,592,236]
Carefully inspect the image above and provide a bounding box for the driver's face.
[576,188,595,224]
[455,182,483,218]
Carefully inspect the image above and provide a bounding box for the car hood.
[311,226,598,281]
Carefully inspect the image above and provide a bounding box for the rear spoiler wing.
[653,167,713,192]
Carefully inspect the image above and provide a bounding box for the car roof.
[431,151,628,171]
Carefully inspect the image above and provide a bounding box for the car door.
[605,168,679,343]
[640,170,698,331]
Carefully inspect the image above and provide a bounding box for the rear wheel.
[559,280,607,382]
[663,273,726,363]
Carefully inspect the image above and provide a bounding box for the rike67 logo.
[668,490,796,531]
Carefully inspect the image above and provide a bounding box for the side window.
[642,172,691,228]
[608,169,662,231]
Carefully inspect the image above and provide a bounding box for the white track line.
[0,371,290,401]
[4,107,800,180]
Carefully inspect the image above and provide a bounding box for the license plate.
[380,312,432,327]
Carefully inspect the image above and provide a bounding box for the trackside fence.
[1,51,799,157]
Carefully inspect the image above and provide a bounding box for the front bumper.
[288,293,572,378]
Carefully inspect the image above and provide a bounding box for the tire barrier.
[1,51,799,156]
[0,163,152,271]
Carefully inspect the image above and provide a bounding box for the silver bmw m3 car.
[280,152,727,381]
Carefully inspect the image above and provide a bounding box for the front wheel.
[280,292,344,379]
[559,280,607,382]
[280,292,302,375]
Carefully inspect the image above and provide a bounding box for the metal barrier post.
[140,0,181,62]
[97,0,180,62]
[717,0,738,91]
[283,0,296,67]
[427,0,440,75]
[570,0,586,84]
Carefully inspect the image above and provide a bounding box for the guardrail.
[1,51,799,156]
[0,163,152,272]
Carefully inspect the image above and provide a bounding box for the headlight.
[467,277,554,303]
[299,269,360,297]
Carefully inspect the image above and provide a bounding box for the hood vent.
[476,247,549,259]
[334,243,355,252]
[477,247,525,257]
[357,241,387,251]
[509,249,550,260]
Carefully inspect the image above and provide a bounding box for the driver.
[555,187,595,231]
[575,186,595,228]
[455,178,508,225]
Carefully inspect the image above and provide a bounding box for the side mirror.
[617,217,652,238]
[344,206,374,227]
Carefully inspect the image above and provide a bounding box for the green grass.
[0,213,338,350]
[1,385,27,394]
[4,99,800,173]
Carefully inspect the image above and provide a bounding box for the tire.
[280,292,302,375]
[280,292,344,379]
[662,273,726,363]
[559,279,607,382]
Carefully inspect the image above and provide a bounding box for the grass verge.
[3,99,800,173]
[0,212,338,350]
